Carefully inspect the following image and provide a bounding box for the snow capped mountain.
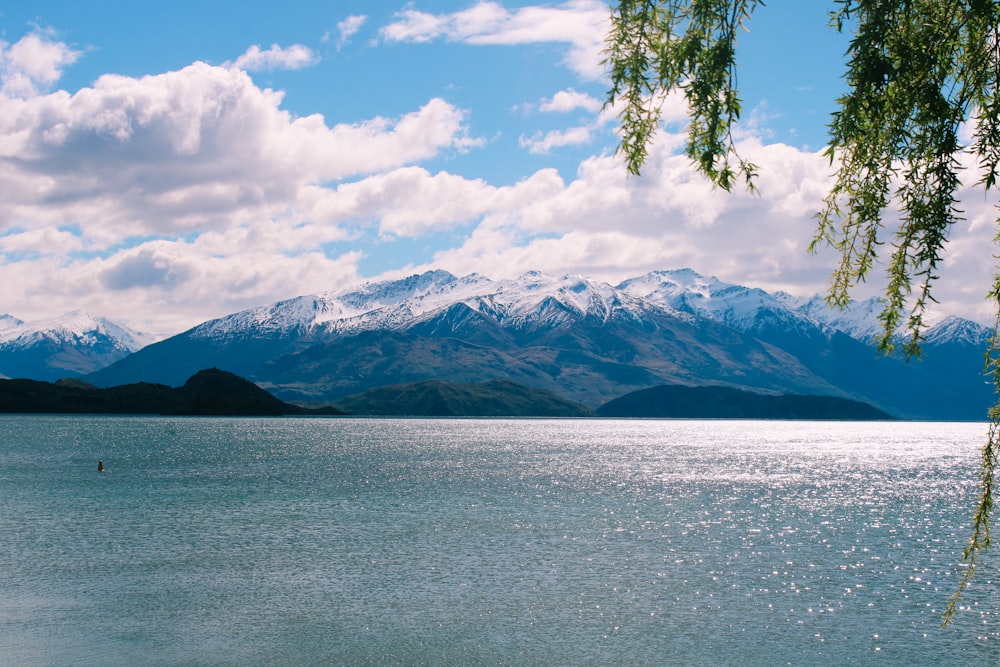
[0,310,154,350]
[190,270,676,342]
[93,268,835,406]
[12,267,993,419]
[776,293,992,349]
[0,314,24,331]
[189,270,482,340]
[923,315,991,347]
[618,269,818,335]
[0,311,156,380]
[455,271,673,329]
[777,293,888,342]
[618,269,990,350]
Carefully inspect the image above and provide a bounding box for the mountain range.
[0,311,156,381]
[2,269,994,420]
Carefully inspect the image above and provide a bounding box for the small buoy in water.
[97,460,105,473]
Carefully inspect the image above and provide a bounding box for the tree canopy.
[604,0,1000,625]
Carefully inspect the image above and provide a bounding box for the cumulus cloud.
[4,226,367,335]
[333,15,368,50]
[515,89,619,154]
[0,31,81,97]
[3,23,995,337]
[0,56,485,332]
[0,62,477,238]
[6,104,996,332]
[289,165,568,245]
[387,127,997,329]
[539,88,601,113]
[1,226,83,257]
[519,126,593,154]
[516,89,690,156]
[380,0,609,79]
[231,43,318,71]
[100,246,194,290]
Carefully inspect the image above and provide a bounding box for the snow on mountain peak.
[472,272,668,327]
[0,310,155,352]
[0,314,24,332]
[784,294,887,342]
[618,268,799,331]
[190,270,675,341]
[191,270,472,339]
[503,273,611,317]
[924,315,991,346]
[617,268,716,300]
[156,267,995,349]
[335,269,459,310]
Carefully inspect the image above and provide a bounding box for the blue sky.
[0,0,995,335]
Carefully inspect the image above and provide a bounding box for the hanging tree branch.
[605,0,761,189]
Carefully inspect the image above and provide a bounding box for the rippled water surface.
[1,416,997,665]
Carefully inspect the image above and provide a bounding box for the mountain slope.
[80,269,995,420]
[0,311,156,381]
[90,271,844,408]
[333,379,595,417]
[618,269,994,419]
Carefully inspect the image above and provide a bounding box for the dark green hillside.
[170,368,303,415]
[0,368,341,416]
[258,331,560,404]
[0,377,172,414]
[597,384,893,420]
[333,379,595,417]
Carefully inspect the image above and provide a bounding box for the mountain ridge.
[3,268,991,421]
[0,310,158,381]
[78,269,995,420]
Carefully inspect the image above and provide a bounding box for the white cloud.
[334,15,368,50]
[231,43,318,71]
[514,88,608,154]
[539,88,601,113]
[296,165,567,241]
[0,226,83,256]
[100,245,194,290]
[0,62,477,238]
[380,0,609,79]
[519,126,593,154]
[400,130,997,328]
[2,33,995,337]
[3,226,367,335]
[0,58,485,332]
[310,167,495,238]
[517,89,691,156]
[6,109,996,333]
[0,31,81,97]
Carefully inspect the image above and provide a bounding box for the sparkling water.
[1,416,996,665]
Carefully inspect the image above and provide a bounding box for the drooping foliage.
[816,0,1000,355]
[604,0,1000,625]
[605,0,762,189]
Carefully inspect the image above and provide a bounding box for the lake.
[0,416,996,665]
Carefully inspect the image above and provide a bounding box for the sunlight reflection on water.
[0,416,995,665]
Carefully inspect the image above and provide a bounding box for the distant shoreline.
[0,370,901,420]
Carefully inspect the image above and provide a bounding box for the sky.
[0,0,996,337]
